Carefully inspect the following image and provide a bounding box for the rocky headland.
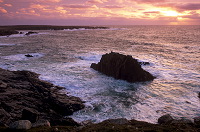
[91,52,155,82]
[0,25,108,36]
[0,30,19,36]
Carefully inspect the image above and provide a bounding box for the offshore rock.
[25,31,38,36]
[158,114,174,124]
[25,54,34,57]
[91,52,155,82]
[0,68,84,126]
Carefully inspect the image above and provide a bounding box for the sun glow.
[162,10,179,17]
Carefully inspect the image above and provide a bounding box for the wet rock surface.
[0,68,84,126]
[91,52,155,82]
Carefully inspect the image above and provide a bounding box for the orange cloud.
[0,0,3,2]
[4,4,13,7]
[103,5,124,9]
[55,6,68,14]
[131,0,166,4]
[36,0,61,3]
[0,7,7,13]
[63,4,98,10]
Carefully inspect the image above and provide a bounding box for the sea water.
[0,26,199,123]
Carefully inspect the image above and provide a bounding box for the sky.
[0,0,200,25]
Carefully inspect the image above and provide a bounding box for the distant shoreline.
[0,25,107,32]
[0,25,108,36]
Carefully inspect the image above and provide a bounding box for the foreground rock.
[91,52,155,82]
[1,116,199,131]
[9,120,32,130]
[79,118,199,132]
[0,68,84,126]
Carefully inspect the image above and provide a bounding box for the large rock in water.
[91,52,155,82]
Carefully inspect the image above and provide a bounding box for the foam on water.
[63,28,126,31]
[0,32,45,38]
[0,43,16,46]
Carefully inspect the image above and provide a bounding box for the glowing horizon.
[0,0,199,25]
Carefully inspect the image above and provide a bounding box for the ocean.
[0,25,199,124]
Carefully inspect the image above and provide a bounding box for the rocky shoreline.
[0,62,199,131]
[0,25,108,36]
[0,68,84,127]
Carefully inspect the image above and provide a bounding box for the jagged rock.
[0,81,7,92]
[32,119,50,128]
[0,68,84,126]
[138,61,150,65]
[25,31,38,36]
[158,114,174,124]
[9,120,32,130]
[194,117,200,127]
[91,52,155,82]
[50,117,80,126]
[25,54,34,57]
[81,120,93,126]
[104,118,130,125]
[170,118,193,125]
[0,108,11,125]
[21,109,38,123]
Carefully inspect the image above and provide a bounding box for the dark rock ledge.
[0,68,84,127]
[0,30,19,36]
[91,52,155,82]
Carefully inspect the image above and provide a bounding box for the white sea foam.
[0,32,46,38]
[0,43,16,46]
[63,27,126,31]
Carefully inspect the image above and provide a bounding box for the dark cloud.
[182,11,200,19]
[176,4,200,11]
[103,5,124,9]
[157,3,200,12]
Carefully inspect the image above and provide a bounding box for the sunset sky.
[0,0,200,25]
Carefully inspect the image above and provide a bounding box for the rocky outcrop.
[0,30,19,36]
[25,31,38,36]
[194,117,200,127]
[91,52,155,82]
[0,68,84,126]
[158,114,174,124]
[25,54,34,57]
